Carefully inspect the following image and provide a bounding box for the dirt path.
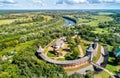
[78,45,84,57]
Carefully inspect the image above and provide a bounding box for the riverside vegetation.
[0,10,120,78]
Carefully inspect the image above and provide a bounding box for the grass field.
[91,28,108,34]
[98,12,114,15]
[0,19,15,25]
[0,11,119,78]
[105,45,120,75]
[94,71,110,78]
[80,39,91,54]
[87,16,113,26]
[78,15,113,27]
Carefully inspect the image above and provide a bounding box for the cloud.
[56,0,63,4]
[32,0,43,3]
[32,0,45,6]
[115,0,120,3]
[88,0,100,3]
[99,0,115,3]
[0,0,16,4]
[56,0,88,4]
[56,0,120,4]
[0,4,3,6]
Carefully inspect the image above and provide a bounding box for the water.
[63,17,76,26]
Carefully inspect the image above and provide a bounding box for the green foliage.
[0,11,120,78]
[68,71,94,78]
[116,55,120,65]
[85,70,94,78]
[74,36,81,45]
[68,73,84,78]
[47,51,56,57]
[0,47,67,78]
[65,36,80,60]
[70,46,80,59]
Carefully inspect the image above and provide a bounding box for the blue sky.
[0,0,120,9]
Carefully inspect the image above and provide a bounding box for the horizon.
[0,9,120,10]
[0,0,120,9]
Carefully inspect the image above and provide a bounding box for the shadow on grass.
[63,49,70,52]
[108,51,118,66]
[107,60,117,66]
[109,51,114,57]
[48,51,54,54]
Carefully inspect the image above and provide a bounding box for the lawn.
[80,39,91,54]
[0,19,15,25]
[47,51,56,57]
[87,16,113,26]
[42,15,53,22]
[78,15,113,27]
[57,58,65,61]
[105,45,120,75]
[65,63,90,72]
[91,28,108,34]
[93,44,101,62]
[94,71,110,78]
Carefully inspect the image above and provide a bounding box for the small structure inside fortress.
[114,47,120,57]
[52,38,66,56]
[36,36,101,69]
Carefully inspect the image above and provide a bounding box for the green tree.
[69,73,84,78]
[85,70,94,78]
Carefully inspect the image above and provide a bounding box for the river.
[63,17,76,26]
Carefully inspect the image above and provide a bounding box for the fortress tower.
[37,46,44,54]
[86,44,94,61]
[93,39,99,49]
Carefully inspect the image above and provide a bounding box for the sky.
[0,0,120,9]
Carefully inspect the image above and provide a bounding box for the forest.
[0,10,120,78]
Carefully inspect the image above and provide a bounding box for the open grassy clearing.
[98,12,114,15]
[80,39,91,55]
[87,16,113,26]
[65,63,90,72]
[91,28,108,34]
[78,15,113,27]
[0,11,119,78]
[0,40,36,56]
[42,15,53,21]
[19,15,53,26]
[94,71,110,78]
[0,19,15,25]
[46,38,89,60]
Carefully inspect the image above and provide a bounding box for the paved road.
[91,62,115,78]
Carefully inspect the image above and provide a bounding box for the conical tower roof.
[86,44,94,52]
[37,46,44,53]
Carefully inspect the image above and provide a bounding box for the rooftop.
[52,39,64,47]
[37,46,44,53]
[86,44,94,52]
[115,47,120,57]
[94,39,99,42]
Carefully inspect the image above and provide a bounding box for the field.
[94,71,110,78]
[0,19,15,25]
[0,10,120,78]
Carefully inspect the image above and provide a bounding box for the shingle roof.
[37,46,44,53]
[53,39,64,47]
[86,44,94,52]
